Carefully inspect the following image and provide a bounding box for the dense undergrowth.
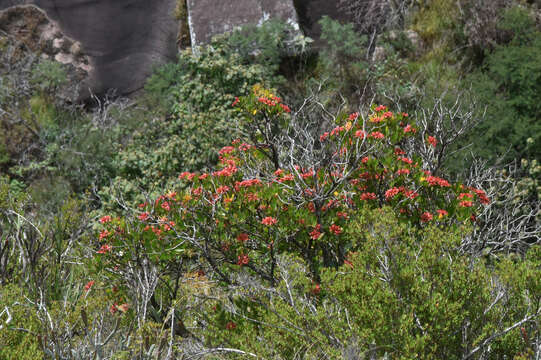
[0,0,540,358]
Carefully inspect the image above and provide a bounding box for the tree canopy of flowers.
[93,86,490,290]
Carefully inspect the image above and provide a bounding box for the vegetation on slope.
[0,1,540,358]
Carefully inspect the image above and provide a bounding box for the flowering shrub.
[92,86,490,288]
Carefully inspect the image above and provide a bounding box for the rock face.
[1,0,179,98]
[0,0,354,97]
[187,0,299,47]
[0,5,91,100]
[293,0,353,41]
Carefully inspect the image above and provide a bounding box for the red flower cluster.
[310,224,322,240]
[97,244,111,254]
[472,188,490,204]
[420,212,433,222]
[218,146,235,156]
[99,230,110,240]
[138,212,149,221]
[360,192,377,200]
[427,136,437,147]
[99,215,112,224]
[403,124,416,133]
[84,280,95,291]
[216,185,230,194]
[355,130,366,139]
[277,174,294,183]
[179,171,197,181]
[161,201,171,211]
[385,187,418,201]
[261,217,277,226]
[399,157,413,164]
[330,126,345,136]
[212,164,238,177]
[425,176,451,187]
[235,178,262,191]
[237,233,249,242]
[396,169,410,176]
[385,187,401,200]
[329,224,343,235]
[257,95,291,113]
[437,209,448,218]
[237,254,250,266]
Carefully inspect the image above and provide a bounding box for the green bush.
[30,59,67,95]
[198,208,540,359]
[462,6,541,163]
[0,284,43,360]
[100,37,278,207]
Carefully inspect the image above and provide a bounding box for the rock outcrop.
[0,0,354,98]
[293,0,353,41]
[187,0,299,47]
[0,5,90,100]
[1,0,179,99]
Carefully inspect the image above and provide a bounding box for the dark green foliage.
[101,37,277,206]
[224,20,302,72]
[197,208,540,358]
[463,6,541,163]
[318,16,366,82]
[0,284,43,360]
[30,59,67,95]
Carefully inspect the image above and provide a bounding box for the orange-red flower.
[138,212,149,221]
[369,131,385,139]
[236,233,249,242]
[261,217,277,226]
[360,192,377,200]
[310,224,322,240]
[237,254,250,266]
[97,244,111,254]
[84,280,95,291]
[420,212,433,222]
[436,209,448,218]
[99,215,112,224]
[385,187,401,201]
[329,224,343,235]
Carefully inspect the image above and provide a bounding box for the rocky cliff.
[1,0,178,98]
[0,0,350,98]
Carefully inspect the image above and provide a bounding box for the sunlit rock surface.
[187,0,299,47]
